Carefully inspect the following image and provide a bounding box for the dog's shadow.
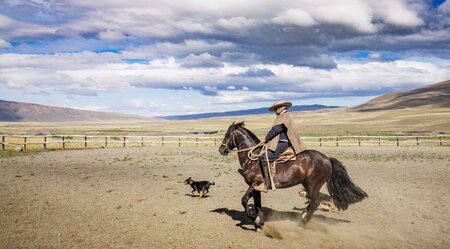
[211,206,350,230]
[185,194,211,198]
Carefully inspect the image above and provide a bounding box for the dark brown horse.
[218,122,367,228]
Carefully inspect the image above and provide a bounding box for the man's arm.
[264,124,285,143]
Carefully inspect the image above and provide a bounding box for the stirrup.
[254,183,268,193]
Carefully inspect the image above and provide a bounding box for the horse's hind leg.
[301,184,321,225]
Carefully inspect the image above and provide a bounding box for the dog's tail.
[211,181,215,186]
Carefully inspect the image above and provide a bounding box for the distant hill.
[352,80,450,111]
[163,104,339,120]
[0,99,153,122]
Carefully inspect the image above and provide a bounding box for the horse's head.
[218,121,245,156]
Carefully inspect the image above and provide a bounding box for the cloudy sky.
[1,0,449,116]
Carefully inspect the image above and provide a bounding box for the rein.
[221,130,267,161]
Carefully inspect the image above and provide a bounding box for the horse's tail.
[327,157,368,211]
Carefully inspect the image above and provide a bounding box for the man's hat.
[268,100,292,112]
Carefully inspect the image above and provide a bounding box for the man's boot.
[255,157,271,192]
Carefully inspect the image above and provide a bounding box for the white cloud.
[0,0,427,41]
[0,0,446,115]
[370,0,424,27]
[98,30,126,41]
[213,90,308,104]
[122,40,235,59]
[1,51,449,100]
[181,53,224,68]
[0,39,11,48]
[272,9,316,27]
[368,53,381,60]
[296,0,376,33]
[438,0,450,15]
[0,14,14,28]
[216,17,258,31]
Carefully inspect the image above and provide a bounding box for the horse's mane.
[226,122,260,144]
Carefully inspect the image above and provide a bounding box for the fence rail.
[1,134,449,151]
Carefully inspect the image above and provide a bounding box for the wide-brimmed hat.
[268,100,292,112]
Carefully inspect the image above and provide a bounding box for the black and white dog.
[184,177,215,198]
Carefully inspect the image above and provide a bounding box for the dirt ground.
[1,146,449,249]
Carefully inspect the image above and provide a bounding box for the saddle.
[276,147,297,162]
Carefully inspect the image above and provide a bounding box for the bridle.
[221,129,238,152]
[220,128,266,160]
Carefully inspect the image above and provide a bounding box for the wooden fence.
[1,135,449,151]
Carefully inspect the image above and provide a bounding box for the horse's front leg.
[241,186,255,220]
[253,190,264,228]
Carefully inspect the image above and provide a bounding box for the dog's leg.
[199,191,204,198]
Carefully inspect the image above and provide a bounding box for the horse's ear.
[236,121,245,127]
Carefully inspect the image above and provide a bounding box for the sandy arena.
[1,146,449,249]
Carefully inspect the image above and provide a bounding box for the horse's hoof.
[301,211,307,220]
[300,218,309,228]
[254,208,265,227]
[254,220,264,231]
[254,225,263,231]
[248,207,256,219]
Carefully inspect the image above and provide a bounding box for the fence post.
[62,136,65,149]
[44,136,47,150]
[396,137,399,146]
[85,136,88,148]
[439,136,442,146]
[2,136,5,151]
[358,137,361,146]
[416,137,419,146]
[196,137,198,147]
[319,137,322,147]
[378,138,381,146]
[336,137,339,147]
[123,137,126,147]
[23,137,27,151]
[178,137,181,147]
[105,137,108,148]
[141,137,144,147]
[162,137,164,146]
[214,138,217,146]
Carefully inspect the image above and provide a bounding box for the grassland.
[0,106,449,137]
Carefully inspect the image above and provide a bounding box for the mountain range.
[162,104,339,120]
[0,80,449,122]
[351,80,450,111]
[0,100,153,122]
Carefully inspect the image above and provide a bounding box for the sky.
[0,0,450,116]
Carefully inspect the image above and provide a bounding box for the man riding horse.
[218,108,367,227]
[254,100,307,192]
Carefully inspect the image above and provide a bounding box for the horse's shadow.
[211,206,350,230]
[211,207,256,230]
[184,194,211,199]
